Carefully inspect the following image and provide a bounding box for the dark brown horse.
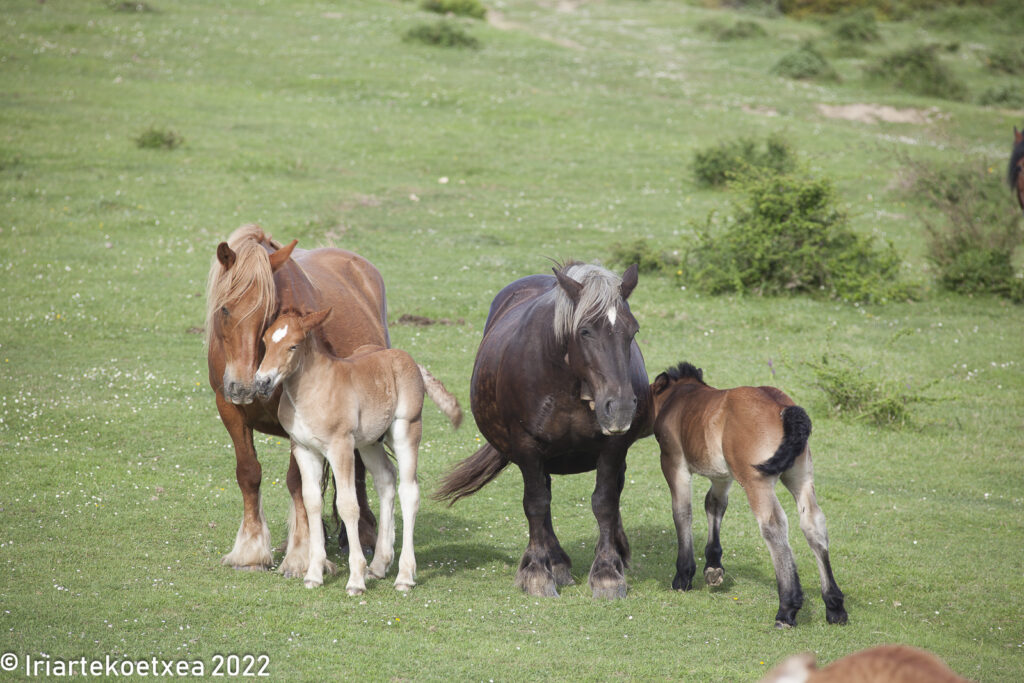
[652,362,846,627]
[436,262,652,599]
[1009,125,1024,214]
[205,225,387,574]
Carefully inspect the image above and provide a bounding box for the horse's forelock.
[204,226,278,347]
[552,264,625,344]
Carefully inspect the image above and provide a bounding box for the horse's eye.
[220,306,229,317]
[580,328,593,338]
[288,345,298,352]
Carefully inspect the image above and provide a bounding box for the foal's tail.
[418,364,463,429]
[754,405,812,476]
[433,443,509,505]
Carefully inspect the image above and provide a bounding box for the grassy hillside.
[1,1,1021,680]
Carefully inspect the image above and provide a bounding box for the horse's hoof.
[346,586,365,596]
[551,563,574,587]
[704,567,724,587]
[827,609,849,625]
[304,579,322,589]
[515,570,559,598]
[323,560,338,576]
[394,581,414,593]
[774,620,794,629]
[230,564,268,572]
[591,581,627,600]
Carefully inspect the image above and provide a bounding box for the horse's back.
[482,274,554,334]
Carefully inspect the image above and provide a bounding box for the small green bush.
[772,42,839,81]
[421,0,487,20]
[978,85,1024,109]
[680,171,909,302]
[692,134,795,188]
[718,20,767,40]
[984,45,1024,75]
[906,158,1024,301]
[803,348,939,427]
[134,127,182,150]
[403,21,480,49]
[608,239,678,274]
[864,45,967,101]
[831,9,880,43]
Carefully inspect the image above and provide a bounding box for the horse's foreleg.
[279,446,311,578]
[359,442,396,580]
[542,473,574,586]
[293,446,336,589]
[217,395,272,571]
[747,485,803,628]
[781,459,847,625]
[588,452,629,600]
[660,447,695,591]
[515,458,561,598]
[328,439,367,596]
[390,416,422,592]
[703,478,731,587]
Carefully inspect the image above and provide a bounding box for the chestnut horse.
[436,262,652,599]
[205,224,387,573]
[760,645,969,683]
[1009,125,1024,214]
[254,310,462,593]
[652,362,846,627]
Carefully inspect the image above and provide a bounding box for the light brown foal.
[652,362,846,628]
[255,309,461,593]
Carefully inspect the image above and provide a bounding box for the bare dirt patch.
[816,103,941,125]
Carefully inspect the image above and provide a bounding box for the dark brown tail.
[754,406,812,476]
[433,442,509,505]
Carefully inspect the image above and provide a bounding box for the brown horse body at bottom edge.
[651,362,847,628]
[206,224,388,573]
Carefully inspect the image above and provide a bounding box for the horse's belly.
[687,447,730,480]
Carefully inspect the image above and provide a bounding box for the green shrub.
[864,45,967,101]
[831,9,880,43]
[403,21,480,49]
[421,0,487,20]
[680,171,908,302]
[906,159,1024,301]
[803,347,939,427]
[608,239,678,274]
[134,127,182,150]
[692,134,795,188]
[984,45,1024,75]
[978,85,1024,109]
[718,20,767,40]
[772,42,839,81]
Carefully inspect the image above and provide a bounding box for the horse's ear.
[301,308,331,331]
[268,239,298,272]
[651,372,671,395]
[620,263,639,300]
[554,267,582,303]
[216,242,236,270]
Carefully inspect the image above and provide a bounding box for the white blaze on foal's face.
[271,324,288,343]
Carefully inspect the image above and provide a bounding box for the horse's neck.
[283,334,347,403]
[274,259,317,311]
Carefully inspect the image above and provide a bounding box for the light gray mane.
[551,263,623,344]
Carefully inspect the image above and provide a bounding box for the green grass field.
[1,0,1022,680]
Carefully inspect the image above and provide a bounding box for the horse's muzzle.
[222,373,257,405]
[596,395,637,435]
[252,371,278,401]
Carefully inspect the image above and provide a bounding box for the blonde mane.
[551,263,624,344]
[204,224,281,347]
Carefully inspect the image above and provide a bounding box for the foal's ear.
[620,263,639,300]
[301,308,331,331]
[268,239,298,272]
[651,372,671,395]
[554,267,583,303]
[216,242,236,270]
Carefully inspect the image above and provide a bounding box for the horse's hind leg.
[390,416,422,592]
[703,478,731,587]
[359,442,396,581]
[515,458,561,598]
[660,446,696,591]
[745,483,803,628]
[781,456,847,625]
